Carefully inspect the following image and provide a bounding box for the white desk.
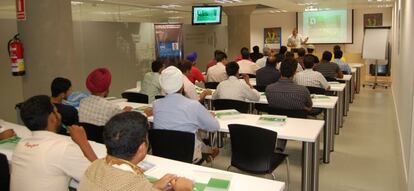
[205,94,337,164]
[327,83,345,135]
[337,75,352,116]
[216,112,323,191]
[349,63,363,93]
[0,121,285,191]
[350,68,357,101]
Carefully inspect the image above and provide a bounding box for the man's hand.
[153,174,177,190]
[210,111,216,117]
[0,129,16,140]
[171,177,194,191]
[199,89,212,101]
[69,125,88,145]
[69,125,98,162]
[123,106,133,112]
[144,107,153,117]
[242,74,253,89]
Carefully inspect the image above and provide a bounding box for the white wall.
[250,12,296,50]
[250,8,392,55]
[391,0,414,189]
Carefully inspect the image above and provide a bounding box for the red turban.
[86,68,112,93]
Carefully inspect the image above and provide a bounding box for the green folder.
[133,106,149,113]
[0,135,21,144]
[258,116,286,123]
[215,111,240,119]
[206,178,230,190]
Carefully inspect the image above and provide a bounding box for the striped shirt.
[313,61,340,79]
[265,79,312,110]
[293,69,330,90]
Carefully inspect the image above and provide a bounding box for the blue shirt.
[153,93,219,133]
[333,59,352,74]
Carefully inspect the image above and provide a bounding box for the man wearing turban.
[78,68,132,126]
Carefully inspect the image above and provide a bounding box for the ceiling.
[0,0,394,21]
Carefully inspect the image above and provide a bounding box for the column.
[17,0,77,99]
[223,5,256,60]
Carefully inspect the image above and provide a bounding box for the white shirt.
[206,62,227,82]
[183,74,200,101]
[212,76,260,102]
[79,95,122,126]
[276,62,304,73]
[293,69,330,90]
[11,131,90,191]
[256,56,268,68]
[287,34,304,49]
[140,72,162,103]
[237,59,260,75]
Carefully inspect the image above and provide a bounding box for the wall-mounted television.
[192,6,222,25]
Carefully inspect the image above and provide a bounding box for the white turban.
[160,66,184,94]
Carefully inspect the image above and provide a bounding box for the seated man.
[212,62,260,101]
[313,51,344,80]
[206,51,228,82]
[152,66,220,162]
[255,47,271,68]
[266,59,313,112]
[333,50,352,74]
[296,48,306,68]
[140,60,165,103]
[51,77,79,133]
[206,50,221,72]
[266,59,313,151]
[78,112,193,191]
[237,48,259,75]
[306,44,320,64]
[186,52,205,84]
[79,68,132,126]
[179,61,211,102]
[276,52,304,73]
[294,55,330,90]
[250,45,263,62]
[256,56,281,87]
[11,95,97,191]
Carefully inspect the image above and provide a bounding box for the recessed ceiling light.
[157,4,182,9]
[71,1,84,5]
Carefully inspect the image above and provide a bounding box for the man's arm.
[69,125,97,162]
[196,104,220,132]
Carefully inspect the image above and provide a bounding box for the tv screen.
[192,6,222,25]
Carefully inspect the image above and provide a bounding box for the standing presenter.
[287,27,309,52]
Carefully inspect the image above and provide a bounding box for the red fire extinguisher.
[8,34,25,76]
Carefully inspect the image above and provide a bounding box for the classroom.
[0,0,413,191]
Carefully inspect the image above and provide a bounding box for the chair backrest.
[325,77,338,82]
[212,99,250,113]
[267,107,308,119]
[148,129,195,163]
[254,85,267,92]
[77,123,104,143]
[154,95,165,100]
[0,153,10,191]
[306,86,326,95]
[228,124,277,173]
[121,92,149,104]
[240,73,256,78]
[205,82,220,89]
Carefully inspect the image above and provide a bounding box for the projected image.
[193,7,221,24]
[302,10,350,43]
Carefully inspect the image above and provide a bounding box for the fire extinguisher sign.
[16,0,25,21]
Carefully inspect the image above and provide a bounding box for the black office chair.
[266,107,308,119]
[254,85,267,92]
[212,99,250,113]
[154,95,165,100]
[77,123,104,143]
[325,77,338,82]
[0,153,10,191]
[228,124,290,188]
[148,129,195,164]
[121,92,149,104]
[306,86,326,95]
[240,73,256,78]
[205,82,220,89]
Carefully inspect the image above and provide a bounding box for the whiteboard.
[362,28,390,60]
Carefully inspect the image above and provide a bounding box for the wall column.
[224,5,256,60]
[17,0,77,99]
